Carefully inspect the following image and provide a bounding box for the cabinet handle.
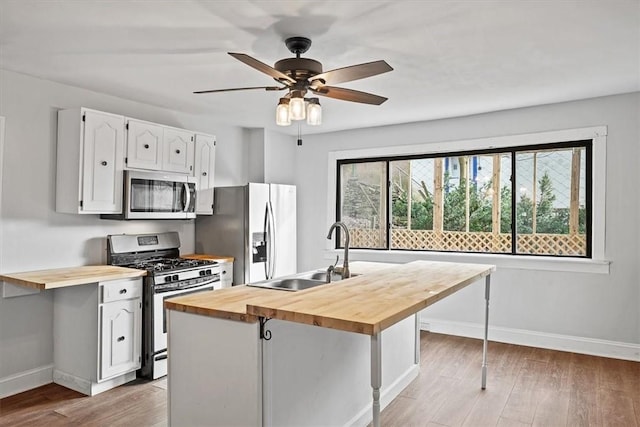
[101,161,108,166]
[222,270,226,275]
[144,144,150,149]
[202,172,207,176]
[175,149,181,154]
[117,336,125,342]
[119,289,127,294]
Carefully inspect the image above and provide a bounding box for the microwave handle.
[182,182,191,212]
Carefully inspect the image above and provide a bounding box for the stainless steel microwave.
[102,170,197,220]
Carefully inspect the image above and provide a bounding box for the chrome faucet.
[326,222,350,279]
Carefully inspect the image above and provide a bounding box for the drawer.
[101,278,142,303]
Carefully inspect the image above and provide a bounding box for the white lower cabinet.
[219,260,233,288]
[53,278,142,396]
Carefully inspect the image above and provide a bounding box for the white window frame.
[326,126,609,274]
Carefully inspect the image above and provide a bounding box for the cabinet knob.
[119,289,127,294]
[144,144,150,149]
[117,336,125,342]
[175,149,181,154]
[101,161,108,166]
[202,172,207,176]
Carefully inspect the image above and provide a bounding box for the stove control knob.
[199,270,205,276]
[172,274,179,282]
[206,269,212,275]
[164,276,172,283]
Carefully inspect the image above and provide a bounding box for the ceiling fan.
[193,36,393,126]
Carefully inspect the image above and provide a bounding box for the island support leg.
[481,275,491,390]
[371,332,382,427]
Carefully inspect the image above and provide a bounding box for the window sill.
[323,249,610,274]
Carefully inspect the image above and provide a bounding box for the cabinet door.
[163,128,194,174]
[219,261,233,288]
[81,111,124,213]
[100,298,141,380]
[126,120,163,170]
[194,134,216,215]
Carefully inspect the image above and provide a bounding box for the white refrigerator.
[195,183,297,285]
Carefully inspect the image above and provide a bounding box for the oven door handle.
[182,182,191,213]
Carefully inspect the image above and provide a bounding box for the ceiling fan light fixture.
[276,98,291,126]
[289,91,306,121]
[306,98,322,126]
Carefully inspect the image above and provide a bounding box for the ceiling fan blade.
[311,86,388,105]
[310,60,393,85]
[228,53,296,84]
[193,86,286,94]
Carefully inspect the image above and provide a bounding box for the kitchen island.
[165,260,495,427]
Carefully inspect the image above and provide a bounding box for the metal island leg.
[481,275,491,390]
[371,332,382,427]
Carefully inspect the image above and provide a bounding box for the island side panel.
[167,310,262,427]
[263,315,418,426]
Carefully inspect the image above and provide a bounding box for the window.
[336,140,592,258]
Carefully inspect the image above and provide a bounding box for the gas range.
[107,232,221,379]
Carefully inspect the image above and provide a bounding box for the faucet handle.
[332,255,340,267]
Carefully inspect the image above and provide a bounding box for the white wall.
[294,93,640,351]
[0,70,248,387]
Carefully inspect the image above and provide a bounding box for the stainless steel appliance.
[107,231,220,379]
[195,183,296,285]
[102,170,197,220]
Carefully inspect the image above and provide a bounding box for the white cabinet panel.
[163,128,194,174]
[194,133,216,215]
[100,298,142,380]
[56,108,124,214]
[126,119,163,170]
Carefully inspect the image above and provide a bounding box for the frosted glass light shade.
[306,98,322,125]
[276,98,291,126]
[289,96,306,120]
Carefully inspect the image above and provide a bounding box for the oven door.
[152,282,214,373]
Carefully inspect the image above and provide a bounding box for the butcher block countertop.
[165,260,495,335]
[181,253,234,263]
[0,266,147,290]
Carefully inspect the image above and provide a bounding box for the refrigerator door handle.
[263,203,270,280]
[267,201,276,279]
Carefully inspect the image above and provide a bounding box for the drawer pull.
[117,336,125,342]
[144,144,150,149]
[222,270,227,274]
[119,289,127,294]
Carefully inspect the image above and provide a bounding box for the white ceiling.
[1,1,638,135]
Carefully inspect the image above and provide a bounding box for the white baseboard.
[0,364,53,399]
[53,369,137,396]
[348,364,420,427]
[421,318,640,362]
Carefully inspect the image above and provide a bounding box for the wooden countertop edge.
[165,300,259,323]
[0,267,147,290]
[181,254,235,263]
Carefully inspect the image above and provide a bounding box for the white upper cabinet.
[194,133,216,215]
[125,119,163,170]
[163,127,195,174]
[56,108,124,214]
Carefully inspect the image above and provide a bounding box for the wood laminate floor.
[1,332,638,426]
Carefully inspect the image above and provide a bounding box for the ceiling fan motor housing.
[274,58,323,83]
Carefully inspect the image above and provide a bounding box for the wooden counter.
[165,260,495,335]
[0,266,147,290]
[181,253,234,263]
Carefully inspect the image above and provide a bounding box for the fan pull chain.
[297,123,303,146]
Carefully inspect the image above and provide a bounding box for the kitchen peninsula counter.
[165,260,494,334]
[166,260,495,427]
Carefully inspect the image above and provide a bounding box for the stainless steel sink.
[248,278,326,292]
[296,271,359,282]
[247,270,360,291]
